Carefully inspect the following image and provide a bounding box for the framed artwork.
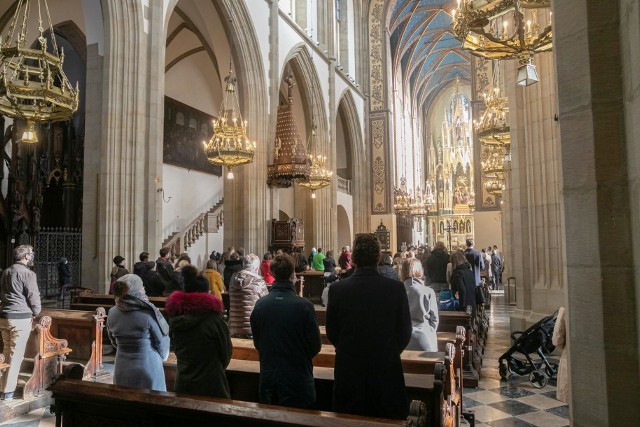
[163,97,222,176]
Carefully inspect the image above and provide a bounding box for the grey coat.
[403,278,439,352]
[107,307,170,391]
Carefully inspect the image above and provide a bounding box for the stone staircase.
[162,198,223,259]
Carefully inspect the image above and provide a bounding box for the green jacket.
[312,252,326,271]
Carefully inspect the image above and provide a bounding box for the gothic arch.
[337,89,370,234]
[165,0,268,253]
[281,44,332,251]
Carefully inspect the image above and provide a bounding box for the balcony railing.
[337,177,351,194]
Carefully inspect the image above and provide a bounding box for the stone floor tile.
[516,410,569,426]
[488,399,539,416]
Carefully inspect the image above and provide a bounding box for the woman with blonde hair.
[204,259,225,301]
[401,258,439,351]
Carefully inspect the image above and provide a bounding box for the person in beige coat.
[552,306,569,404]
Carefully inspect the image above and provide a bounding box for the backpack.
[438,289,459,311]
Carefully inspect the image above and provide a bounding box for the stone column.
[503,50,565,332]
[554,0,640,423]
[91,1,165,291]
[368,0,396,249]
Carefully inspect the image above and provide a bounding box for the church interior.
[0,0,637,426]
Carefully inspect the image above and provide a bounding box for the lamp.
[516,58,540,86]
[203,68,255,179]
[298,109,332,197]
[267,74,310,187]
[0,0,79,142]
[394,177,412,216]
[452,0,552,86]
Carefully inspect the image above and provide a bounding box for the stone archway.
[280,44,334,252]
[337,89,370,234]
[336,205,352,249]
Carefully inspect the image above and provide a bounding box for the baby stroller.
[498,309,559,388]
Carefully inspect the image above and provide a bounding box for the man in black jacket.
[250,253,321,409]
[326,234,412,420]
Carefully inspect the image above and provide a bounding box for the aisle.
[463,292,569,426]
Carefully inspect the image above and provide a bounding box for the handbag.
[438,289,459,311]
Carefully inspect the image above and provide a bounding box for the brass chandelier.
[0,0,80,143]
[298,121,332,199]
[452,0,553,86]
[481,146,506,197]
[394,177,412,216]
[203,69,256,179]
[410,187,428,219]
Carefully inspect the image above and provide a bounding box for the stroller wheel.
[529,369,548,389]
[499,363,510,380]
[546,363,559,380]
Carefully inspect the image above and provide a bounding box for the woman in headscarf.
[228,254,268,338]
[107,274,170,391]
[165,265,232,398]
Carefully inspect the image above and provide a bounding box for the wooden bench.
[437,311,481,387]
[297,271,327,304]
[3,316,72,398]
[164,337,461,427]
[317,326,457,352]
[50,375,427,426]
[38,308,107,380]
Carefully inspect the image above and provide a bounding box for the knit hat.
[182,265,209,293]
[114,273,146,299]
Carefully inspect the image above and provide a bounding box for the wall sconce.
[157,188,172,203]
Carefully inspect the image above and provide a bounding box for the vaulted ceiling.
[389,0,470,114]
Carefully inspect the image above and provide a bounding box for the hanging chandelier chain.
[43,0,60,56]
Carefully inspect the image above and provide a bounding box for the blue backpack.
[438,289,459,311]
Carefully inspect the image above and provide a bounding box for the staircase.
[163,198,223,260]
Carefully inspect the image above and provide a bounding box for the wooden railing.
[337,177,351,194]
[163,199,223,260]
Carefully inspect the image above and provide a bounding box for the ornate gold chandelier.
[203,69,255,179]
[476,87,510,155]
[410,187,428,219]
[394,177,412,216]
[0,0,80,143]
[298,120,332,198]
[481,146,506,197]
[452,0,553,86]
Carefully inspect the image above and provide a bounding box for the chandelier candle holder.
[452,0,553,86]
[267,75,310,188]
[298,153,332,199]
[394,177,413,216]
[0,0,80,143]
[203,69,256,179]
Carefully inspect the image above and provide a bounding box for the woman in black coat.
[449,250,477,317]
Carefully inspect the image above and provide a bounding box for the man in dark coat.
[464,238,484,287]
[491,251,503,290]
[250,253,321,409]
[326,234,412,420]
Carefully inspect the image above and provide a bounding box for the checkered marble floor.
[1,293,569,427]
[464,292,569,426]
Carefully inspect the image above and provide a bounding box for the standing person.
[326,234,412,420]
[0,245,41,401]
[491,250,503,290]
[223,252,243,289]
[260,253,275,285]
[133,252,150,277]
[400,259,439,352]
[293,247,308,273]
[552,306,569,404]
[109,255,129,294]
[250,254,321,408]
[57,257,71,301]
[425,241,450,292]
[107,274,170,392]
[229,254,268,338]
[463,238,484,287]
[312,248,325,271]
[323,250,337,281]
[133,252,159,296]
[155,248,175,293]
[165,265,232,398]
[377,254,399,280]
[203,259,225,301]
[449,251,477,317]
[308,248,317,268]
[338,246,352,271]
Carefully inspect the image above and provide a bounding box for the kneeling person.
[250,254,321,408]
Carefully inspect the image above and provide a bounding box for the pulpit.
[270,218,305,253]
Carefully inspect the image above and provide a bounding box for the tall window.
[336,0,341,22]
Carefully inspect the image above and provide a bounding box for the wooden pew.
[436,311,480,387]
[163,355,445,427]
[7,316,72,398]
[50,375,428,427]
[317,326,457,352]
[296,271,326,304]
[38,308,107,380]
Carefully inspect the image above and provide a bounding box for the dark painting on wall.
[163,97,222,176]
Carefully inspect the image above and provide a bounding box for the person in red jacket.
[260,253,275,285]
[338,245,352,271]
